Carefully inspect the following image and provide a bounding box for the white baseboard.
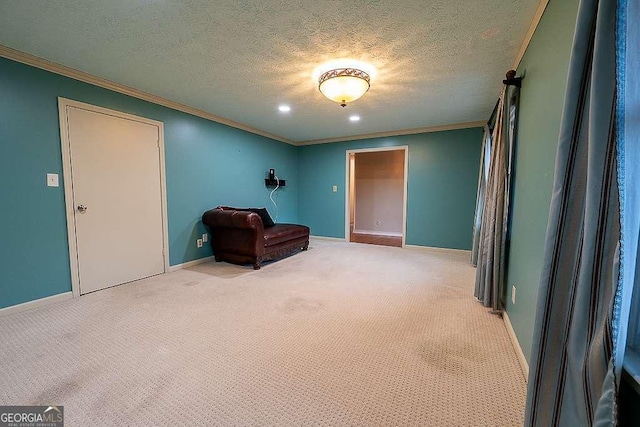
[169,256,214,272]
[404,244,471,256]
[503,310,529,382]
[352,229,402,237]
[0,291,73,317]
[310,235,347,242]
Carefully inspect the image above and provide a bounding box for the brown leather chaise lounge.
[202,206,310,269]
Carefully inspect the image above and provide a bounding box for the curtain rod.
[503,69,523,88]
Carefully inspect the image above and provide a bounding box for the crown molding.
[296,121,486,146]
[512,0,550,70]
[0,45,295,145]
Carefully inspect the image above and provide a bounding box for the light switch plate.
[332,185,338,192]
[202,233,208,243]
[47,173,59,187]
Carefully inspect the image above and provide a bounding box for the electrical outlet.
[376,220,381,226]
[332,185,338,192]
[202,233,208,243]
[197,239,203,248]
[511,285,516,305]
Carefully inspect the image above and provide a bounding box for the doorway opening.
[345,147,408,248]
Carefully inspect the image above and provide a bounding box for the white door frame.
[58,98,170,297]
[345,146,409,247]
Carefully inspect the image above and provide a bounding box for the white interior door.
[64,104,166,294]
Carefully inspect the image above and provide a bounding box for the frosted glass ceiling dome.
[318,68,371,107]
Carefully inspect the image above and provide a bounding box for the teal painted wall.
[504,0,580,362]
[0,57,297,309]
[4,0,576,318]
[297,128,483,250]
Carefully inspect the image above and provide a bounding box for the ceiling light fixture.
[278,105,291,112]
[349,115,360,122]
[318,68,370,107]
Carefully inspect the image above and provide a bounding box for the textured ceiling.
[0,0,540,143]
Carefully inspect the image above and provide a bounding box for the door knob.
[77,205,88,213]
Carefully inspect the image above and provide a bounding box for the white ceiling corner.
[0,0,541,143]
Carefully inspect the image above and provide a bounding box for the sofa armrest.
[202,208,265,234]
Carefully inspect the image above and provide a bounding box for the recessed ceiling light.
[278,105,291,113]
[349,115,360,122]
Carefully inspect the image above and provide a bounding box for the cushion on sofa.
[241,207,275,227]
[263,224,310,247]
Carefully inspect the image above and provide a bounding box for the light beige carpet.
[0,239,526,426]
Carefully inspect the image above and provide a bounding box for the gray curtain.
[621,0,640,356]
[474,84,520,311]
[474,95,505,310]
[524,0,636,425]
[471,126,491,267]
